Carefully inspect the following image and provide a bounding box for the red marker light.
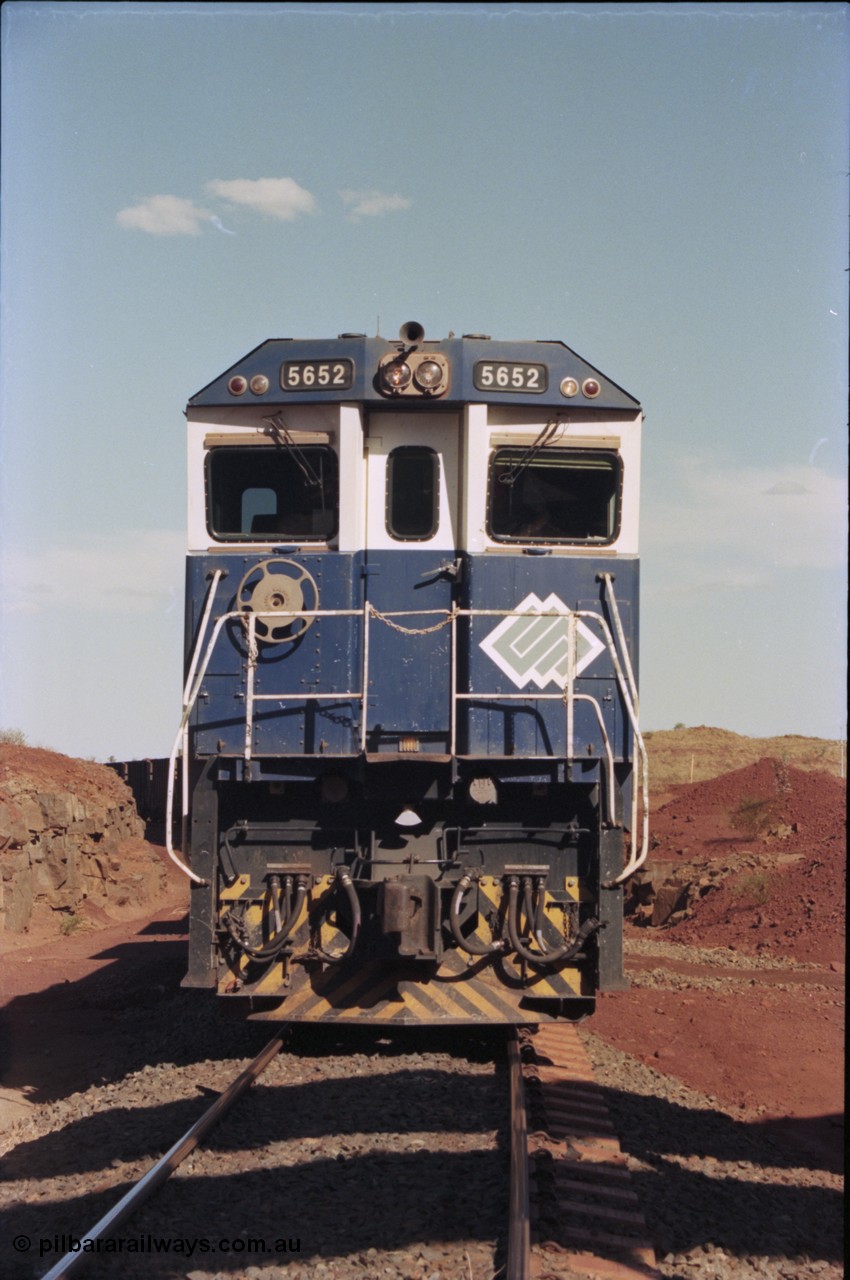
[228,375,248,396]
[582,378,601,398]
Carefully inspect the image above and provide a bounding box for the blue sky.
[1,2,847,760]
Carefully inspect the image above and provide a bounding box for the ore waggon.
[170,322,648,1024]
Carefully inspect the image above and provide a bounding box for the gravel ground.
[1,1000,511,1280]
[623,934,823,972]
[594,933,843,1280]
[1,950,843,1280]
[624,967,839,996]
[622,934,842,994]
[583,1029,843,1280]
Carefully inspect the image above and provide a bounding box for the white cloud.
[117,180,407,235]
[116,195,209,236]
[339,188,412,219]
[644,459,847,574]
[205,177,317,221]
[210,215,236,236]
[2,531,184,618]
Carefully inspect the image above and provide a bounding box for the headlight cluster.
[377,353,449,397]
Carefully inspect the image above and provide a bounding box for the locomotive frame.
[171,323,648,1024]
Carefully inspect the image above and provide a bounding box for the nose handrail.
[167,595,647,884]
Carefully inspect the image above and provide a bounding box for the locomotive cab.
[174,325,647,1024]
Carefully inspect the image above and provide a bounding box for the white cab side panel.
[462,405,642,555]
[336,404,366,553]
[186,403,363,552]
[461,404,490,554]
[365,412,459,552]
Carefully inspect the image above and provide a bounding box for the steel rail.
[506,1030,531,1280]
[40,1035,284,1280]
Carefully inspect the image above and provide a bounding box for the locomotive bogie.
[175,326,646,1023]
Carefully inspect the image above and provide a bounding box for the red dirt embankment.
[645,757,845,965]
[593,754,845,1151]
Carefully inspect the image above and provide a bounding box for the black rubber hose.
[522,877,536,941]
[281,874,294,929]
[507,877,547,965]
[532,876,549,954]
[506,877,601,968]
[269,874,283,933]
[315,868,361,963]
[450,873,504,955]
[225,880,308,963]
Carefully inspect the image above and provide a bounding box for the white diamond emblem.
[479,592,605,690]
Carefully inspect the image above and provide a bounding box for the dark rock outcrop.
[0,745,167,933]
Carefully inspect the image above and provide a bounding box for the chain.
[367,603,459,636]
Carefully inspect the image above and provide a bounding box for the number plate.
[280,359,354,391]
[473,361,548,393]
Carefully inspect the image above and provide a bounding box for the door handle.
[419,558,462,582]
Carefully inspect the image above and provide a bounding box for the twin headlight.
[377,322,449,397]
[379,356,447,395]
[378,354,449,397]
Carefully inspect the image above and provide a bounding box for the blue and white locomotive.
[172,322,647,1024]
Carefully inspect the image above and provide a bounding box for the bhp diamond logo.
[479,592,604,690]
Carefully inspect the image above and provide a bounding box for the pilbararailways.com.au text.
[19,1234,301,1259]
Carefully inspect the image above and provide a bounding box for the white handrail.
[578,593,650,884]
[166,570,223,884]
[598,576,650,882]
[168,595,646,885]
[573,693,617,821]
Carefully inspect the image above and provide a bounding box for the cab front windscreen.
[488,448,621,544]
[206,446,339,541]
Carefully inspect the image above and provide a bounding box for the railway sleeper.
[520,1025,661,1280]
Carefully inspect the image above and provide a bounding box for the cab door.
[362,412,460,756]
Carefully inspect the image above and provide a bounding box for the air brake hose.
[449,873,505,955]
[506,876,603,968]
[520,877,550,954]
[281,874,294,930]
[268,873,298,937]
[224,878,308,963]
[269,874,283,933]
[315,868,361,963]
[507,877,546,965]
[531,876,550,954]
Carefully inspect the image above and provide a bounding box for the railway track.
[35,1024,658,1280]
[508,1024,659,1280]
[39,1035,285,1280]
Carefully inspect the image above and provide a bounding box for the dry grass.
[643,726,844,799]
[729,869,775,907]
[730,794,781,839]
